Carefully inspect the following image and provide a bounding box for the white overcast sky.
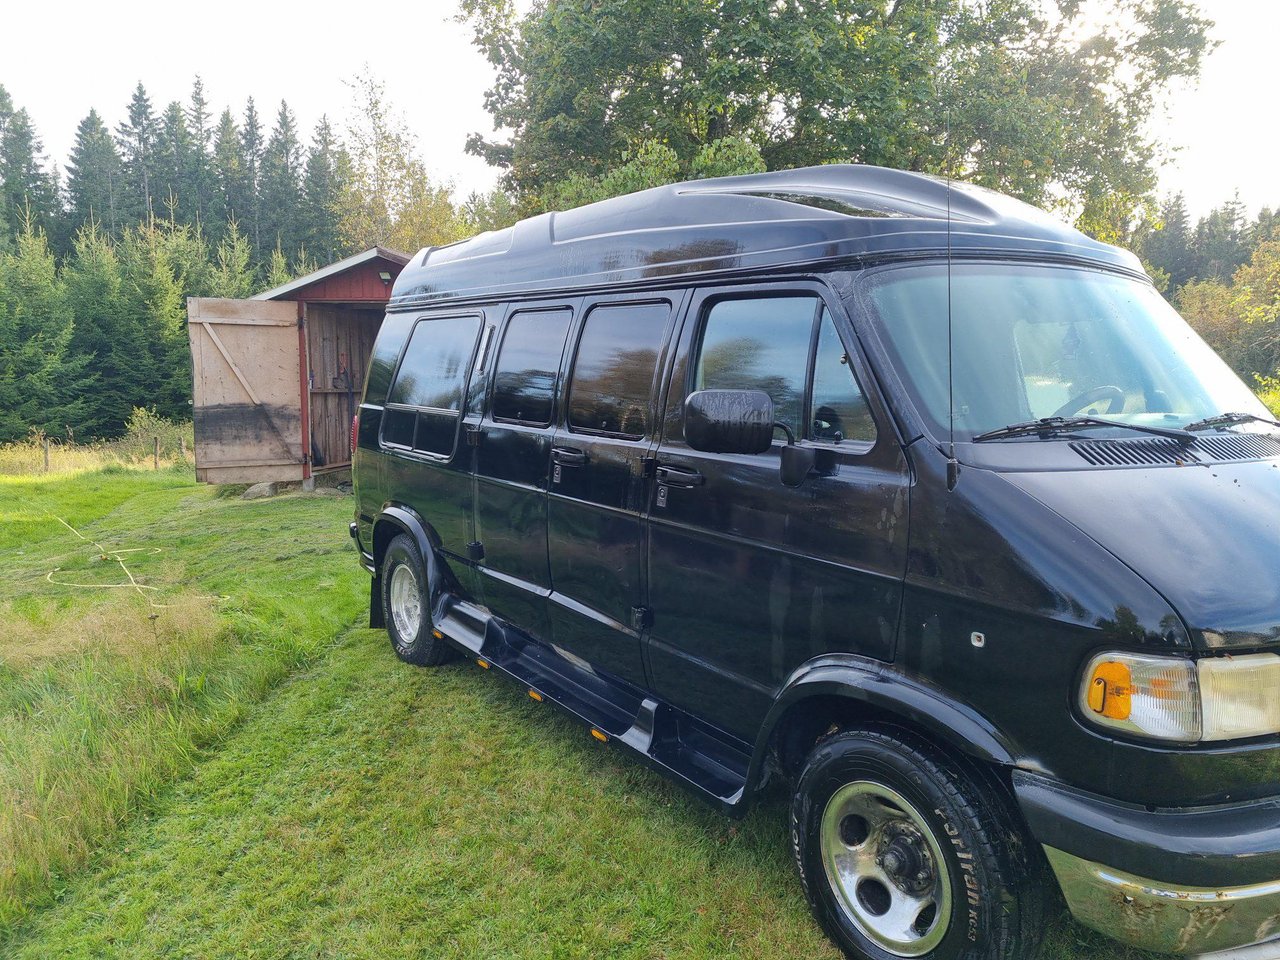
[2,0,1272,219]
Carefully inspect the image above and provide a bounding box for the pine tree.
[259,101,304,258]
[238,97,263,254]
[66,109,122,235]
[116,83,158,223]
[154,102,193,222]
[185,76,215,233]
[0,104,62,248]
[302,116,348,263]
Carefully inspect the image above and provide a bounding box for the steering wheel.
[1053,385,1125,418]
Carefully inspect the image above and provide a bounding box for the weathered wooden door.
[187,297,305,484]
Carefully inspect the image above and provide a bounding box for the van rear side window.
[384,315,481,456]
[492,308,573,426]
[568,301,668,438]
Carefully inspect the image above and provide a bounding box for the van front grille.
[1070,433,1280,467]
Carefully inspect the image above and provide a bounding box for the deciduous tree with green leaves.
[460,0,1213,231]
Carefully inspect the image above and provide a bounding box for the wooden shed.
[186,247,410,484]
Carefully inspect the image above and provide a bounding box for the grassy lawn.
[0,467,1153,958]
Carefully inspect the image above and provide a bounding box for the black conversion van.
[350,165,1280,960]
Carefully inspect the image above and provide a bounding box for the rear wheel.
[380,534,452,666]
[791,725,1048,960]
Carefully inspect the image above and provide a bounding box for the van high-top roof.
[390,164,1142,309]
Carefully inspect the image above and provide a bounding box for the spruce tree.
[302,116,348,263]
[185,76,215,234]
[212,108,242,227]
[0,85,13,247]
[154,102,193,222]
[64,222,143,435]
[116,83,158,223]
[1139,193,1194,293]
[208,219,256,298]
[238,97,263,254]
[259,101,304,258]
[1192,197,1249,283]
[0,105,62,249]
[66,109,122,235]
[264,240,292,289]
[0,224,86,439]
[118,220,187,419]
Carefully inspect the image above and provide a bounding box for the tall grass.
[0,467,364,933]
[0,409,195,476]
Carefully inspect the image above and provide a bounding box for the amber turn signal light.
[1086,661,1132,720]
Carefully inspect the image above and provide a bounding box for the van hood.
[1004,458,1280,651]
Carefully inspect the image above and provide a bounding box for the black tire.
[380,534,452,666]
[791,725,1049,960]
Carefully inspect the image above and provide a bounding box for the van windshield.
[860,262,1271,441]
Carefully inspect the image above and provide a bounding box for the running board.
[436,595,751,814]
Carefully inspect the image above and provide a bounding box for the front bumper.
[1014,771,1280,956]
[1044,846,1280,956]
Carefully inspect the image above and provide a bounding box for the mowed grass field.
[0,467,1151,959]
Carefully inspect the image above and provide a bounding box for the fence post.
[153,436,160,470]
[44,437,50,473]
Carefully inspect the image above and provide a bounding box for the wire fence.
[0,410,195,476]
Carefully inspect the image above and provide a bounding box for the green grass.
[1,468,1154,958]
[0,467,365,933]
[1,628,1152,960]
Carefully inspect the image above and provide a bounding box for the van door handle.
[656,464,705,488]
[551,446,588,466]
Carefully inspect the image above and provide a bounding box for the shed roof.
[390,165,1143,309]
[253,247,411,302]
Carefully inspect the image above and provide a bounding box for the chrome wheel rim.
[820,781,953,957]
[389,563,422,640]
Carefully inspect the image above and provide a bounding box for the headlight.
[1080,651,1280,743]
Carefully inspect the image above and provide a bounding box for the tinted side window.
[388,316,481,411]
[384,315,481,456]
[492,308,572,425]
[568,302,668,438]
[810,308,876,443]
[696,296,818,436]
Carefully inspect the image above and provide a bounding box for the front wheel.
[791,726,1049,960]
[380,534,452,666]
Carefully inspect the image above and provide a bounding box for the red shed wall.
[281,258,404,303]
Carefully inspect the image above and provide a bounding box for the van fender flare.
[747,655,1020,792]
[369,504,449,630]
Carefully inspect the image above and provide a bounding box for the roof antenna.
[945,107,960,492]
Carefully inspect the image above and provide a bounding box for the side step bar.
[435,594,752,814]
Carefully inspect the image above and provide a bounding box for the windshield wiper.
[1184,411,1280,432]
[973,416,1195,443]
